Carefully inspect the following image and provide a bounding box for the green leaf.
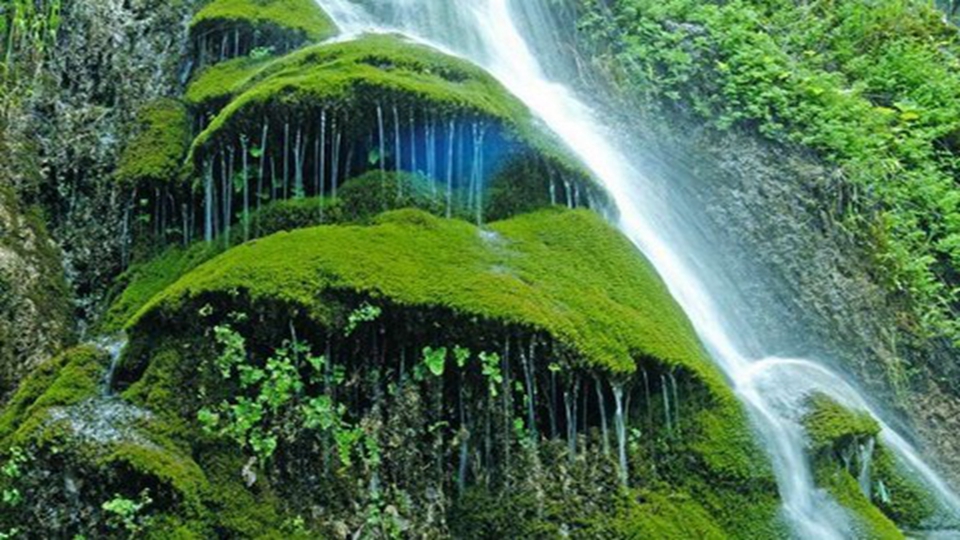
[423,346,447,377]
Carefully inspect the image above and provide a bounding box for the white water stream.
[315,0,960,536]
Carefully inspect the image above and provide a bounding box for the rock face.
[0,187,72,397]
[12,0,197,321]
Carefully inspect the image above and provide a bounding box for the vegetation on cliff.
[0,208,782,537]
[578,0,960,367]
[190,0,337,65]
[801,393,944,534]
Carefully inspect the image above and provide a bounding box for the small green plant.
[453,346,470,368]
[1,447,27,508]
[102,489,152,537]
[479,352,502,397]
[345,302,382,336]
[422,346,447,377]
[199,322,374,468]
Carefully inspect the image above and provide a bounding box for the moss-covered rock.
[0,186,72,398]
[186,55,273,110]
[113,208,779,535]
[872,445,939,530]
[803,392,880,452]
[115,98,191,190]
[190,0,337,66]
[16,209,779,537]
[0,343,310,538]
[801,393,943,534]
[185,35,597,237]
[812,460,904,540]
[137,209,708,376]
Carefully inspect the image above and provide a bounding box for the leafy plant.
[199,321,373,468]
[1,447,26,508]
[422,346,447,377]
[102,490,152,537]
[249,46,275,60]
[479,352,502,397]
[345,302,382,336]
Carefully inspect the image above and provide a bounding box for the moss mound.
[7,209,782,536]
[115,99,191,189]
[138,209,704,377]
[801,394,945,534]
[186,55,272,110]
[189,34,587,180]
[122,210,782,536]
[190,0,336,66]
[192,0,336,42]
[803,392,880,451]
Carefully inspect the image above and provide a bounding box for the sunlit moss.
[135,209,705,376]
[185,56,273,109]
[188,34,588,183]
[802,392,880,451]
[190,0,336,44]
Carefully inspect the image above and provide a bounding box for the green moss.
[101,242,224,333]
[115,98,191,188]
[0,346,103,441]
[131,208,774,508]
[136,209,706,376]
[801,393,938,531]
[188,35,585,180]
[185,55,272,109]
[452,485,738,539]
[872,445,938,528]
[814,460,904,539]
[338,170,443,223]
[0,339,306,536]
[582,489,730,539]
[484,155,556,222]
[190,0,337,43]
[802,392,880,451]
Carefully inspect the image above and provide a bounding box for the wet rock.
[0,187,73,397]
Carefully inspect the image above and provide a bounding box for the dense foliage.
[578,0,960,351]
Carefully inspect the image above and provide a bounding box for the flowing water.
[315,0,960,536]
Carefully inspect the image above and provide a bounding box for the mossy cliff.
[191,0,337,66]
[0,186,73,398]
[0,209,782,537]
[801,394,950,536]
[184,34,598,245]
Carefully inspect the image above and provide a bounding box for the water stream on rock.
[316,0,960,536]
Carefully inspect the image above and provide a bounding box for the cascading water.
[316,0,960,536]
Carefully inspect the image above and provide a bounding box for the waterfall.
[98,335,128,397]
[316,0,960,536]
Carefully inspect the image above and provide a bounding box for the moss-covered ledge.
[801,393,943,535]
[119,207,780,536]
[190,0,337,66]
[135,209,707,376]
[187,31,604,220]
[115,98,191,190]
